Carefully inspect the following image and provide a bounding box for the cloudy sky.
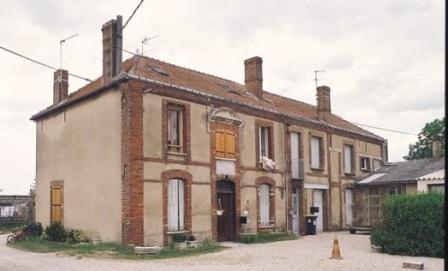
[0,0,444,195]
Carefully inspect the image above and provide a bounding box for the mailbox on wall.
[239,216,249,224]
[310,206,319,214]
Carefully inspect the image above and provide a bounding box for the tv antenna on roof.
[60,33,78,71]
[315,70,325,89]
[141,35,158,56]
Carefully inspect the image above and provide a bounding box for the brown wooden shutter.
[51,185,63,223]
[226,131,236,159]
[215,130,226,158]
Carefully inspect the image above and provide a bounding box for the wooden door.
[217,181,236,242]
[51,185,63,223]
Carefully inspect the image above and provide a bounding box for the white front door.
[292,187,299,234]
[345,189,353,227]
[313,190,323,232]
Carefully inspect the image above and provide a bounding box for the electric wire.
[120,0,145,34]
[352,122,418,136]
[0,45,93,82]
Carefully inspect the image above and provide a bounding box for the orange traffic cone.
[330,235,343,260]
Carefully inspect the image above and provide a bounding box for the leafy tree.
[404,118,445,160]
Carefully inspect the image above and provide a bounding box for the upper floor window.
[290,132,303,179]
[215,129,236,159]
[360,157,371,171]
[168,179,185,231]
[167,106,183,152]
[259,126,270,158]
[310,136,324,170]
[389,185,405,195]
[343,144,354,174]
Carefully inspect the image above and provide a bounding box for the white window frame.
[168,179,185,231]
[259,184,270,226]
[360,157,370,171]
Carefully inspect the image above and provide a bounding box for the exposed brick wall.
[209,122,241,241]
[121,81,144,246]
[244,56,263,99]
[53,69,68,105]
[161,170,192,246]
[0,195,34,225]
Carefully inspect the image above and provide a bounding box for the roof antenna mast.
[60,34,78,71]
[141,35,158,56]
[314,70,325,89]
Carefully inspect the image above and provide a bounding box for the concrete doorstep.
[134,246,162,255]
[402,261,424,270]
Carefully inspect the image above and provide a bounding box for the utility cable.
[120,0,145,34]
[352,122,418,136]
[0,45,93,82]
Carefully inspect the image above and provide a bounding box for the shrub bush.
[25,222,43,237]
[66,229,90,244]
[42,223,67,242]
[370,192,444,258]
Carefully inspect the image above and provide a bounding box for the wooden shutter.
[51,185,63,223]
[259,184,270,226]
[215,129,236,159]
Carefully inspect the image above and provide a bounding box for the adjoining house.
[31,15,386,246]
[353,156,445,231]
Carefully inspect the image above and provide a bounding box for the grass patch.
[238,233,297,244]
[8,237,226,260]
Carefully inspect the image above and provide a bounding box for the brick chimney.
[432,140,442,159]
[53,69,68,105]
[102,15,123,84]
[244,56,263,99]
[316,85,331,120]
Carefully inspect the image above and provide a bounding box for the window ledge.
[166,151,187,157]
[216,157,237,162]
[311,167,324,171]
[258,225,274,229]
[167,230,189,235]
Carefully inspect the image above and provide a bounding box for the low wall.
[0,195,34,225]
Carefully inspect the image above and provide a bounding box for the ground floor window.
[50,181,63,224]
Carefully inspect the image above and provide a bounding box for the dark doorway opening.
[217,180,236,242]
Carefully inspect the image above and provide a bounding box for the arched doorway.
[217,180,236,241]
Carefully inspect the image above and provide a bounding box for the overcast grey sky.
[0,0,444,195]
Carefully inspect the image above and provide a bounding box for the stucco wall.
[35,90,122,242]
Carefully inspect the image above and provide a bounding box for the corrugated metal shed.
[356,158,445,185]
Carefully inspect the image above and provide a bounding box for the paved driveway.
[0,232,443,271]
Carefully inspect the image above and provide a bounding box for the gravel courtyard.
[0,232,444,271]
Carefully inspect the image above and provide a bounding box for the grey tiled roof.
[356,158,445,185]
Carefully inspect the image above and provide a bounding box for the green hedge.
[370,192,444,258]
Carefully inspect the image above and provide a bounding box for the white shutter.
[344,145,352,174]
[311,137,320,169]
[259,184,270,226]
[291,132,299,179]
[178,180,185,230]
[168,179,178,231]
[168,179,184,231]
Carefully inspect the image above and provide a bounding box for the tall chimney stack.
[53,69,68,105]
[432,140,442,159]
[316,85,331,120]
[102,15,123,84]
[244,56,263,99]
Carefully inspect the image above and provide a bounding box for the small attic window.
[149,65,169,77]
[243,90,258,100]
[218,83,240,95]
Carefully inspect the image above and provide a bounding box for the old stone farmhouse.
[31,16,386,246]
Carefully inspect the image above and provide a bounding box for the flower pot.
[216,210,225,216]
